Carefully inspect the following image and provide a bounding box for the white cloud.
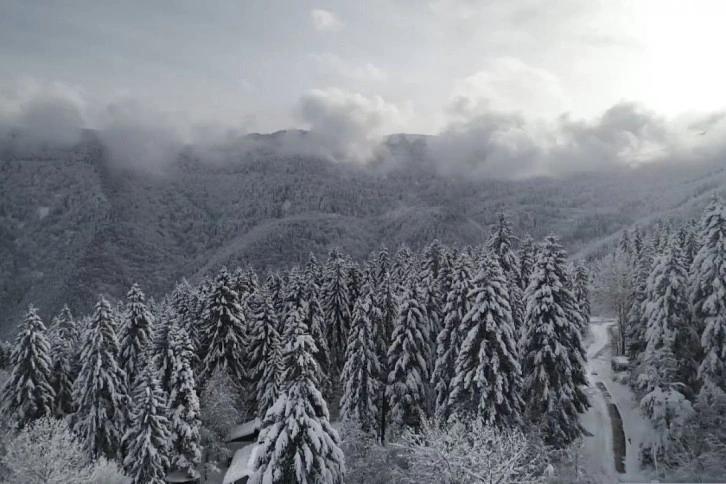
[309,53,387,82]
[0,79,87,149]
[310,8,344,32]
[448,57,571,120]
[296,88,408,162]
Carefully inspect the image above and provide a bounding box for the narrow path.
[581,318,652,483]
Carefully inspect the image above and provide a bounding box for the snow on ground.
[580,318,654,483]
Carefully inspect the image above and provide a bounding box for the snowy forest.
[1,199,725,484]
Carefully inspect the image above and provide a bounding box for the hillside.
[1,131,724,337]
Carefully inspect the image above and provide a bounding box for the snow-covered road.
[580,318,652,483]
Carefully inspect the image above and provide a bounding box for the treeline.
[593,196,726,480]
[0,213,593,483]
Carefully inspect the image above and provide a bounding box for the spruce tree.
[48,306,77,417]
[122,365,171,484]
[150,303,178,397]
[198,267,247,386]
[643,237,697,390]
[1,306,55,427]
[573,264,591,332]
[119,283,154,392]
[432,253,474,422]
[387,280,430,429]
[321,249,351,376]
[626,245,654,359]
[340,280,381,433]
[167,324,202,477]
[448,252,523,427]
[73,296,127,458]
[247,288,284,419]
[518,234,536,291]
[690,197,726,392]
[250,307,345,484]
[420,240,444,367]
[521,236,589,447]
[374,271,397,443]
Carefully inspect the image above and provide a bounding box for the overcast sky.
[2,0,726,175]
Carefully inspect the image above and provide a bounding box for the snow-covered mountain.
[1,130,724,336]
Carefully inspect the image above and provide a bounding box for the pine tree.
[448,252,523,427]
[198,267,247,386]
[73,296,127,458]
[690,197,726,392]
[420,240,444,368]
[119,283,154,392]
[392,245,414,285]
[626,244,654,359]
[122,365,171,484]
[643,237,698,390]
[303,281,331,398]
[496,225,529,343]
[250,307,345,484]
[170,279,196,347]
[1,306,55,427]
[374,271,397,443]
[247,288,284,419]
[387,281,430,429]
[48,306,77,417]
[167,324,202,478]
[321,249,351,376]
[521,236,589,448]
[518,235,536,291]
[340,279,381,434]
[346,261,363,320]
[573,264,591,332]
[432,253,474,422]
[150,303,178,397]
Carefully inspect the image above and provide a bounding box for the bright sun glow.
[641,0,726,115]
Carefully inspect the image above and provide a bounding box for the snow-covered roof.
[165,469,198,483]
[223,444,259,484]
[227,418,261,442]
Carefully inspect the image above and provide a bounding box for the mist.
[2,80,726,179]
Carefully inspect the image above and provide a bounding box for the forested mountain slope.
[1,130,724,336]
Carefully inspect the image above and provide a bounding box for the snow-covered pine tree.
[1,306,55,427]
[119,283,154,393]
[122,365,171,484]
[150,303,179,397]
[432,253,474,422]
[167,324,202,478]
[517,234,536,291]
[690,197,726,393]
[419,240,444,368]
[631,225,644,259]
[305,252,323,291]
[321,249,351,377]
[340,278,381,434]
[170,279,196,346]
[198,267,247,387]
[250,307,345,484]
[303,280,332,398]
[448,252,523,427]
[374,271,398,443]
[346,261,363,321]
[48,329,74,417]
[374,244,391,288]
[573,264,591,333]
[626,244,654,360]
[387,280,430,429]
[391,245,414,287]
[0,339,10,369]
[521,235,589,448]
[265,271,286,325]
[73,296,127,458]
[47,305,77,417]
[247,288,284,419]
[642,236,698,390]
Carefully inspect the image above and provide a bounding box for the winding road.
[580,318,650,483]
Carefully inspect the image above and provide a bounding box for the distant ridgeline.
[1,130,725,336]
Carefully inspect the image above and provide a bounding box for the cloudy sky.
[2,0,726,174]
